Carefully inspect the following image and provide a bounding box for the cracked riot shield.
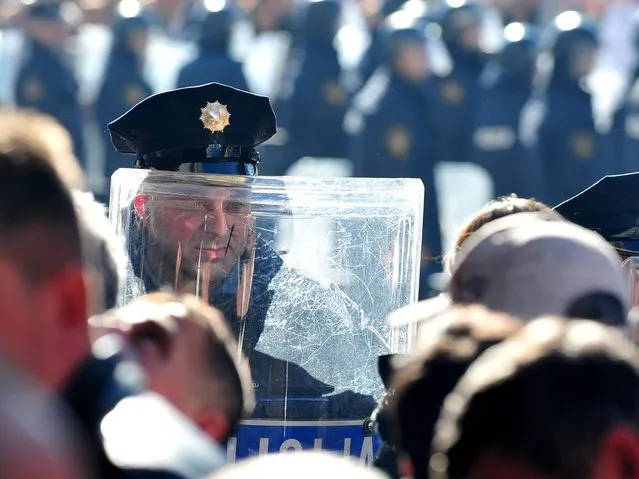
[110,169,423,463]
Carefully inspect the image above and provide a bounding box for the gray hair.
[71,190,128,314]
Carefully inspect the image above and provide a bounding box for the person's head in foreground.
[430,317,639,479]
[445,195,553,275]
[72,190,128,316]
[210,450,389,479]
[390,213,629,331]
[0,111,86,390]
[388,305,522,479]
[90,291,254,443]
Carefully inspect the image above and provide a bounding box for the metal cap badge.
[200,101,231,133]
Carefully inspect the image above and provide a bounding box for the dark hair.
[431,318,639,479]
[0,111,81,285]
[389,306,522,479]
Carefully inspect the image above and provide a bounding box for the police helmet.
[381,10,427,65]
[499,22,540,80]
[24,1,63,22]
[542,11,598,64]
[111,13,149,52]
[107,82,276,176]
[198,7,235,49]
[437,1,484,51]
[302,0,341,43]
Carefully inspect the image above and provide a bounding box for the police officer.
[433,1,485,164]
[108,83,378,424]
[472,23,541,198]
[275,0,350,174]
[346,12,442,300]
[608,13,639,174]
[176,8,249,91]
[520,11,605,206]
[15,1,85,167]
[95,13,153,204]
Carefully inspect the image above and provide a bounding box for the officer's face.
[395,44,429,83]
[461,23,481,52]
[27,20,70,49]
[572,44,597,79]
[141,189,253,285]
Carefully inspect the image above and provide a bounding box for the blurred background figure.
[356,0,406,87]
[520,10,604,205]
[472,22,541,198]
[14,1,86,168]
[433,1,486,165]
[0,359,90,479]
[177,5,249,90]
[346,9,442,299]
[94,10,152,204]
[275,0,350,175]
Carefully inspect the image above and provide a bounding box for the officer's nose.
[203,211,228,236]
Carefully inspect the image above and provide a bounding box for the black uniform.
[62,336,226,479]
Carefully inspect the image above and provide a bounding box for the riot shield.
[110,169,422,463]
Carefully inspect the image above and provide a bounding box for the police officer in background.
[108,82,378,422]
[520,11,605,206]
[275,0,350,174]
[472,23,541,198]
[346,12,442,300]
[95,12,153,204]
[433,1,486,164]
[608,12,639,174]
[15,1,86,168]
[176,7,249,91]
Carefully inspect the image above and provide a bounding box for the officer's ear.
[133,194,149,221]
[192,408,229,444]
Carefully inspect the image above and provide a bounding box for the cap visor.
[387,294,452,328]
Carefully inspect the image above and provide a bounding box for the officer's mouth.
[196,245,228,261]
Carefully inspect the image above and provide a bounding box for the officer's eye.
[224,201,245,214]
